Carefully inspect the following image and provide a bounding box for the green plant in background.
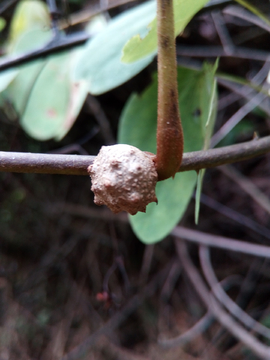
[2,0,266,245]
[0,0,216,244]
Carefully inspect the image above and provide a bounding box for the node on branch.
[88,144,158,215]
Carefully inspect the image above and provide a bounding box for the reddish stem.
[156,0,184,181]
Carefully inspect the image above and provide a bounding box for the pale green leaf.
[21,53,88,141]
[8,0,50,51]
[72,1,156,95]
[5,29,52,115]
[3,27,87,140]
[21,54,70,140]
[0,69,18,93]
[118,64,217,244]
[55,79,88,141]
[195,169,204,225]
[122,0,209,64]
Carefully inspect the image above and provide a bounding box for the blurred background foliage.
[0,0,270,359]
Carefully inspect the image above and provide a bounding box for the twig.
[220,165,270,215]
[217,78,270,117]
[235,258,264,309]
[160,260,182,303]
[0,32,89,71]
[223,5,270,33]
[139,244,155,286]
[175,239,270,360]
[159,310,214,348]
[211,92,267,146]
[46,202,128,222]
[211,10,234,55]
[217,61,269,110]
[177,45,270,61]
[0,135,270,175]
[233,0,270,28]
[86,95,115,145]
[0,0,18,15]
[199,193,270,241]
[199,245,270,340]
[59,0,138,28]
[172,226,270,258]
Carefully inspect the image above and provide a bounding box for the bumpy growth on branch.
[89,0,183,214]
[88,145,158,215]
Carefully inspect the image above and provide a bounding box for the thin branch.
[86,95,115,145]
[199,193,270,241]
[217,78,270,117]
[0,135,270,175]
[199,245,270,340]
[217,60,270,110]
[160,260,182,303]
[211,92,267,147]
[211,10,234,55]
[172,226,270,258]
[0,0,18,15]
[223,5,270,33]
[0,32,89,71]
[139,244,155,286]
[59,0,138,28]
[159,310,214,348]
[175,239,270,360]
[177,45,270,62]
[220,165,270,215]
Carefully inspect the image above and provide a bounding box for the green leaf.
[122,0,209,64]
[0,69,18,93]
[8,0,50,51]
[195,60,218,224]
[0,17,6,32]
[4,28,87,141]
[72,1,156,95]
[21,53,88,141]
[118,64,217,244]
[195,169,204,225]
[5,29,52,116]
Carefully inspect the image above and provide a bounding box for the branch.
[199,245,270,340]
[159,310,213,348]
[176,45,270,62]
[0,32,89,71]
[172,225,270,258]
[0,136,269,175]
